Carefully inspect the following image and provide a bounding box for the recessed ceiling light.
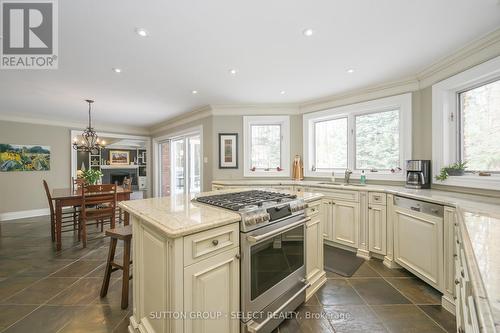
[191,90,198,94]
[135,28,149,37]
[302,28,314,37]
[229,69,238,75]
[112,68,122,73]
[280,90,286,95]
[347,68,355,73]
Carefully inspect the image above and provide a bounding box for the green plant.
[81,169,103,185]
[435,161,467,181]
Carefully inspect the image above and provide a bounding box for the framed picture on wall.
[218,133,238,169]
[109,150,130,165]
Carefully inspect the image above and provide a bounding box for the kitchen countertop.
[213,179,500,331]
[118,189,323,239]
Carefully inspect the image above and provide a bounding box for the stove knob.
[245,217,256,225]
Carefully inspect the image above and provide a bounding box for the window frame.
[303,93,412,180]
[432,55,500,190]
[243,116,290,177]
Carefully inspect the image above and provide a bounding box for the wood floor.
[0,216,456,333]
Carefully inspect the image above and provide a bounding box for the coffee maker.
[405,160,431,189]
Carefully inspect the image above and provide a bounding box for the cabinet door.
[306,216,323,280]
[393,207,443,290]
[332,200,359,248]
[368,204,387,255]
[322,200,333,240]
[184,247,240,333]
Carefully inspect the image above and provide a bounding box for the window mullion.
[348,114,355,171]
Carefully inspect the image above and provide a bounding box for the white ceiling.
[1,0,500,130]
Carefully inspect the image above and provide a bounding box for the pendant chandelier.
[72,99,105,154]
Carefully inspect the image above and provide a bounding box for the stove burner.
[196,190,297,211]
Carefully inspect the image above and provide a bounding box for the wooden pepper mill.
[292,155,304,180]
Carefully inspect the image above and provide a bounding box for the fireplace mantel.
[100,165,139,169]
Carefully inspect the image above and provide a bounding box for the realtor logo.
[1,0,58,69]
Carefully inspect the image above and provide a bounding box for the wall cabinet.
[393,205,443,290]
[368,204,387,255]
[184,247,240,333]
[323,199,359,249]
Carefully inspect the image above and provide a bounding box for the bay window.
[304,93,412,179]
[432,55,500,189]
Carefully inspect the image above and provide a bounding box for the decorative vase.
[446,169,464,176]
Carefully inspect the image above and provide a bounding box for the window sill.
[304,170,405,181]
[244,170,291,178]
[433,175,500,191]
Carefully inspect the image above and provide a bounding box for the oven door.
[241,214,309,317]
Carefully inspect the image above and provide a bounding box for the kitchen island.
[119,189,325,333]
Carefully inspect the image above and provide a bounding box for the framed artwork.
[218,133,238,169]
[0,144,50,172]
[109,150,130,165]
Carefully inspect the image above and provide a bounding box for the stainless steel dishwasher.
[392,196,444,291]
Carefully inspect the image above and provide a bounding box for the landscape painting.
[0,144,51,172]
[110,150,130,165]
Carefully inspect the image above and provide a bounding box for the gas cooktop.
[195,190,297,211]
[195,190,307,232]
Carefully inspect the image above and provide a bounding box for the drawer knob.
[455,279,460,285]
[212,239,219,246]
[235,253,240,259]
[368,206,372,210]
[453,254,458,258]
[461,270,465,278]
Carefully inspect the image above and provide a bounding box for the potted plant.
[81,169,103,185]
[435,161,467,181]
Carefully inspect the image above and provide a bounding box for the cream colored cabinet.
[368,203,387,255]
[183,247,240,333]
[322,199,359,249]
[393,204,443,290]
[305,200,326,299]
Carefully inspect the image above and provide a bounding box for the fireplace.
[110,172,135,186]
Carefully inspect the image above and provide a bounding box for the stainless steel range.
[195,190,310,333]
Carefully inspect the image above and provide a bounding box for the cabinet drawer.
[306,200,321,217]
[369,192,386,205]
[321,189,359,202]
[184,223,239,267]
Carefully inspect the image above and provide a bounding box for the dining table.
[51,187,132,251]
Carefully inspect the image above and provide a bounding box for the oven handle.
[247,280,311,333]
[246,217,310,244]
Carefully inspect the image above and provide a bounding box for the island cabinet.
[321,189,360,249]
[305,199,327,300]
[130,218,240,333]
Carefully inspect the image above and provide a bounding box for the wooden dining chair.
[118,178,132,224]
[80,184,118,248]
[43,180,80,242]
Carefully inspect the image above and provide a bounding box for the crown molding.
[0,114,150,135]
[149,105,213,135]
[211,104,300,116]
[299,76,419,114]
[417,27,500,88]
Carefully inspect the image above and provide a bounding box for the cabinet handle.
[455,279,460,285]
[368,206,372,210]
[212,239,219,246]
[235,253,241,259]
[453,254,458,258]
[461,270,464,278]
[456,239,460,244]
[331,202,336,205]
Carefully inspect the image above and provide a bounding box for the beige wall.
[212,114,302,180]
[0,121,72,214]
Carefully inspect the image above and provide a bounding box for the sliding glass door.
[158,131,201,196]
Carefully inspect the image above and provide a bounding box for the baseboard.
[383,256,401,269]
[0,208,49,221]
[356,249,371,260]
[441,294,456,315]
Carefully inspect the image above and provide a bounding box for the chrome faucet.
[344,169,353,184]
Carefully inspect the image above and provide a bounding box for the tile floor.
[0,216,456,333]
[0,216,131,333]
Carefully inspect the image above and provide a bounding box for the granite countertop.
[118,189,324,239]
[213,179,500,330]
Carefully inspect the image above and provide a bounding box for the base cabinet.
[305,200,326,299]
[368,204,387,255]
[183,247,240,333]
[323,199,359,249]
[393,206,443,290]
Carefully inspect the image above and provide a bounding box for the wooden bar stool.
[100,225,132,309]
